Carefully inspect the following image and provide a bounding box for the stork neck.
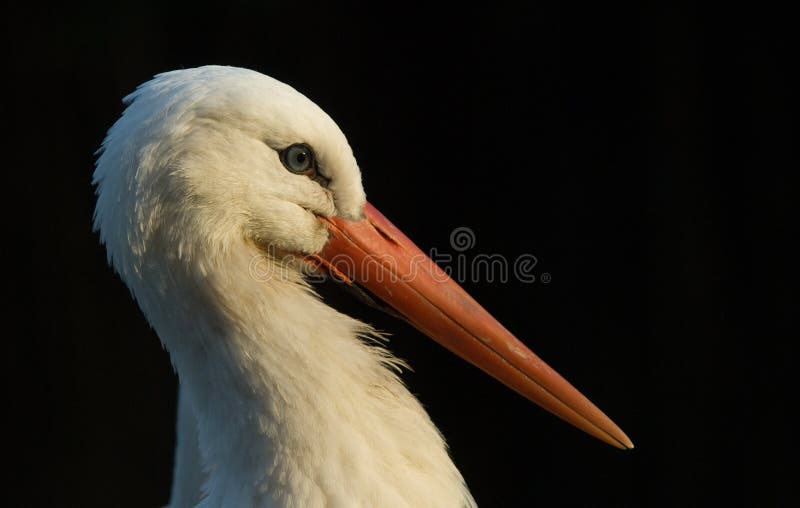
[146,246,473,507]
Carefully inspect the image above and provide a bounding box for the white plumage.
[94,66,476,508]
[95,65,633,508]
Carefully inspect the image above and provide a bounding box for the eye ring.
[280,143,316,177]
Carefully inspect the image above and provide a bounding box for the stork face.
[95,66,366,270]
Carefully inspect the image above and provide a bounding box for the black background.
[8,2,794,507]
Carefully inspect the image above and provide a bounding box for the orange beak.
[308,202,633,449]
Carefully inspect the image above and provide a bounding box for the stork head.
[93,66,366,274]
[93,66,632,450]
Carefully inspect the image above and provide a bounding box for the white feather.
[93,66,477,508]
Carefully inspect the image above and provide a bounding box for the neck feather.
[133,241,475,508]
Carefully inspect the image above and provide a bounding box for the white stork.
[93,66,632,508]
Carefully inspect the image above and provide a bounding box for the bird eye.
[281,144,316,176]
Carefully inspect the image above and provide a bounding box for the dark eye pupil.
[295,152,307,164]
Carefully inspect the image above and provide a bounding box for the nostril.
[370,220,401,247]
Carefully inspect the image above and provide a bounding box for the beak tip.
[615,432,635,450]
